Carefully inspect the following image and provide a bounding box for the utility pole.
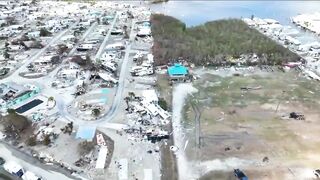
[275,90,286,113]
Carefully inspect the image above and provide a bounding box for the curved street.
[2,13,134,129]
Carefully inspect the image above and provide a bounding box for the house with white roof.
[27,31,40,38]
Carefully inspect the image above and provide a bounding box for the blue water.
[15,99,43,114]
[149,1,320,27]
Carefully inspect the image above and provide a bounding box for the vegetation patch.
[151,14,300,66]
[1,109,32,140]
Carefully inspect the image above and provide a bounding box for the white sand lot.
[172,83,198,180]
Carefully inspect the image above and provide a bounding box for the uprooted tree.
[70,55,93,68]
[60,121,73,135]
[40,28,52,37]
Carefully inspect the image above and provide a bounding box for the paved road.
[3,21,79,83]
[0,12,140,180]
[52,14,137,127]
[45,14,131,128]
[68,22,98,56]
[0,168,19,180]
[0,142,78,180]
[46,22,98,79]
[0,11,141,180]
[59,18,136,126]
[102,19,136,122]
[2,12,135,129]
[95,13,119,61]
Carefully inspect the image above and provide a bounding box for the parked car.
[22,171,42,180]
[234,169,248,180]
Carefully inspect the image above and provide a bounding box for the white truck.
[3,161,24,178]
[22,171,42,180]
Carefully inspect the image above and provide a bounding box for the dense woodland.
[151,14,301,66]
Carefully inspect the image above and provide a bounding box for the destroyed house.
[76,44,94,51]
[33,55,56,66]
[137,27,151,37]
[168,63,188,80]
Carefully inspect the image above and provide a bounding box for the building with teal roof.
[168,63,188,81]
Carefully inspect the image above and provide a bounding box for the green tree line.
[151,14,300,66]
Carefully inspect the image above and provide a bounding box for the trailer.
[3,161,24,178]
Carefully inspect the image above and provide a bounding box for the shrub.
[40,28,51,37]
[7,108,16,114]
[42,134,51,146]
[158,98,168,111]
[57,44,69,55]
[92,108,100,117]
[26,136,37,146]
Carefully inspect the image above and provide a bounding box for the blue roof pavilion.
[168,63,188,77]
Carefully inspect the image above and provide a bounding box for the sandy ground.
[172,83,198,180]
[68,88,116,121]
[100,128,161,180]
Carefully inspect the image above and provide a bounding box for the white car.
[22,171,42,180]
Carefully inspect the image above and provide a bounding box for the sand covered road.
[172,83,198,180]
[0,142,81,180]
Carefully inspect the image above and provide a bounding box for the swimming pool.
[101,88,109,94]
[15,99,43,114]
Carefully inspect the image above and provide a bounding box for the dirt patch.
[99,130,114,169]
[160,123,178,180]
[156,74,172,111]
[183,69,320,179]
[156,73,178,180]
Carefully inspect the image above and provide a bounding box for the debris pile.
[124,90,170,143]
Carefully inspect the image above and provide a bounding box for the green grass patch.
[191,71,320,109]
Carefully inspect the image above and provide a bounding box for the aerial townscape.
[1,0,320,180]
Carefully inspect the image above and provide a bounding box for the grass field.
[182,68,320,180]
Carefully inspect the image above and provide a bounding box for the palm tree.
[7,108,16,115]
[47,96,56,107]
[128,92,135,100]
[124,97,130,109]
[92,108,100,117]
[48,96,54,102]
